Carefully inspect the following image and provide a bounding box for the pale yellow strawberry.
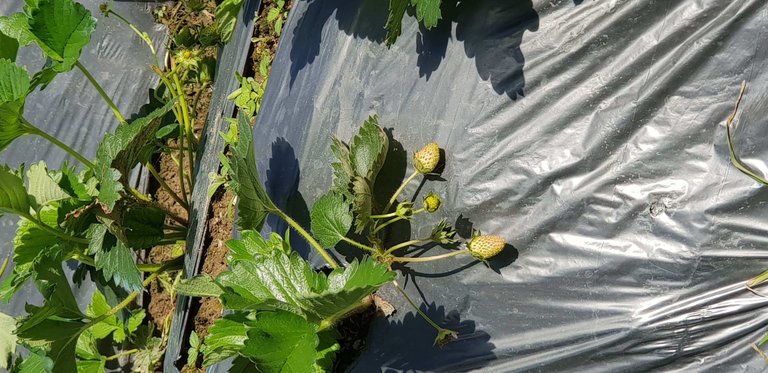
[413,142,440,174]
[467,235,505,260]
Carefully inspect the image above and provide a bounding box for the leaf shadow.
[348,302,496,371]
[264,137,314,261]
[289,0,541,99]
[289,0,389,87]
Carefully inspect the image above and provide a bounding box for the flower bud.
[423,192,442,213]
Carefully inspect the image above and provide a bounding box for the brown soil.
[146,149,190,329]
[191,188,234,339]
[155,0,217,41]
[249,0,293,83]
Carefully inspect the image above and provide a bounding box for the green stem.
[393,279,449,333]
[106,349,139,361]
[383,238,429,255]
[137,257,183,272]
[22,118,95,169]
[75,61,125,123]
[172,71,197,174]
[384,170,419,213]
[318,296,372,332]
[176,129,190,207]
[340,236,378,254]
[391,249,468,263]
[274,210,339,269]
[748,269,768,287]
[71,253,183,273]
[373,216,404,235]
[87,268,166,327]
[0,255,9,277]
[370,211,399,219]
[163,206,188,227]
[107,10,159,67]
[146,162,189,210]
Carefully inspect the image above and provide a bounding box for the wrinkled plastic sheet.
[251,0,768,371]
[0,1,167,315]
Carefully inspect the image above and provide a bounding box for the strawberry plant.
[176,113,509,371]
[0,0,216,370]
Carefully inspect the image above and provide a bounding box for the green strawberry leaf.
[187,331,200,367]
[24,0,41,14]
[310,192,352,248]
[350,115,388,182]
[216,0,244,43]
[122,205,165,249]
[228,113,277,231]
[411,0,442,29]
[215,249,394,324]
[91,98,176,209]
[132,335,164,373]
[94,240,143,292]
[12,350,53,373]
[85,290,121,341]
[201,312,250,366]
[57,164,93,200]
[30,64,59,91]
[225,231,289,263]
[13,207,60,267]
[313,330,340,373]
[75,329,100,360]
[0,312,17,369]
[0,14,35,47]
[75,358,105,373]
[351,176,372,234]
[384,0,408,46]
[91,166,122,210]
[239,310,319,373]
[27,0,97,72]
[0,31,18,61]
[96,98,176,177]
[175,274,224,298]
[16,318,84,373]
[0,59,32,151]
[329,137,353,200]
[126,309,145,335]
[0,166,30,216]
[26,161,71,210]
[16,258,85,373]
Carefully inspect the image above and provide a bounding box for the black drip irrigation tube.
[163,0,261,370]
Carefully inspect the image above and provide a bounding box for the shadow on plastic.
[289,0,543,99]
[349,302,496,372]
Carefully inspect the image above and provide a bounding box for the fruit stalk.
[391,249,467,263]
[274,210,339,269]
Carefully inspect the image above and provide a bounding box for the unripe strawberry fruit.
[467,235,505,260]
[414,142,440,174]
[423,192,442,213]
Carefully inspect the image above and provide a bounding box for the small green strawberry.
[423,192,442,213]
[467,235,505,260]
[413,142,440,174]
